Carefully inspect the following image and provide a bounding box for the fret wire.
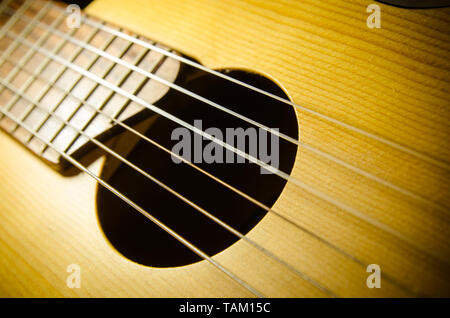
[0,0,30,46]
[37,29,104,153]
[62,35,139,154]
[0,56,419,297]
[67,40,140,132]
[23,25,105,132]
[5,28,80,137]
[10,30,440,264]
[44,33,129,154]
[8,5,445,214]
[107,49,165,124]
[0,101,266,299]
[77,7,449,170]
[0,0,35,117]
[0,77,337,298]
[0,1,53,71]
[0,2,63,133]
[95,41,149,123]
[1,13,61,86]
[34,27,106,152]
[65,42,151,152]
[36,27,118,153]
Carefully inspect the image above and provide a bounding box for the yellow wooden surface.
[0,0,449,297]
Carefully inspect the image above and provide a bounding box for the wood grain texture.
[0,0,449,297]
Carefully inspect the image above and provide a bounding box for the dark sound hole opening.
[96,69,299,267]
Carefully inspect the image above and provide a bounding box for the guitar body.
[0,0,449,297]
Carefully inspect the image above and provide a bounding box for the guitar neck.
[0,0,180,168]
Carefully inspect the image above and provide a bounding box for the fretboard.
[0,0,181,168]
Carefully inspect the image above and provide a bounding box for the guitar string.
[0,4,339,298]
[8,3,447,215]
[0,8,266,298]
[0,2,102,132]
[34,30,137,153]
[2,3,416,298]
[2,7,449,267]
[0,8,440,298]
[0,105,269,299]
[0,42,422,298]
[0,2,283,298]
[74,3,450,171]
[3,0,450,288]
[0,1,440,296]
[0,10,339,295]
[0,35,422,297]
[1,79,341,297]
[0,0,48,117]
[7,0,450,234]
[0,2,279,298]
[0,1,156,153]
[0,0,35,83]
[0,0,51,105]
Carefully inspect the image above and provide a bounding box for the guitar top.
[0,0,449,298]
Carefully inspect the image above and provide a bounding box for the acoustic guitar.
[0,0,448,298]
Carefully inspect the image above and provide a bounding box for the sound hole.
[96,69,298,267]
